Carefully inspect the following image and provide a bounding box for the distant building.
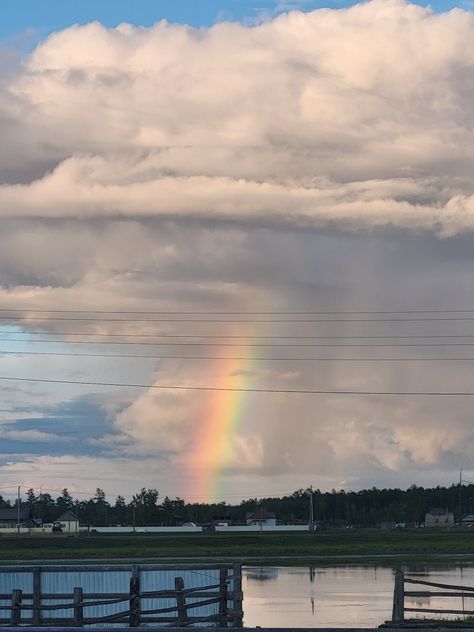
[0,508,33,529]
[212,515,232,527]
[380,521,397,530]
[315,519,348,530]
[0,507,35,532]
[246,509,277,527]
[424,507,454,528]
[58,510,80,533]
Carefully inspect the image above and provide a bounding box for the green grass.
[1,528,474,562]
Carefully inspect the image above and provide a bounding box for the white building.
[246,509,277,527]
[43,510,81,534]
[424,507,454,528]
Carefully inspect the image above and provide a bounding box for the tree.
[94,488,106,504]
[93,488,109,525]
[162,497,186,525]
[132,488,160,526]
[26,488,36,506]
[115,495,126,508]
[36,493,56,522]
[114,495,127,525]
[56,488,74,511]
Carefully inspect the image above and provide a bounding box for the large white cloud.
[1,0,473,232]
[1,1,474,500]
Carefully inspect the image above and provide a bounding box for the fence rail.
[392,570,474,623]
[0,564,243,628]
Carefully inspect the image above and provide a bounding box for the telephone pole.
[309,486,314,532]
[17,486,21,535]
[459,467,463,525]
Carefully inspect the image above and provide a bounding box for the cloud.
[1,1,474,499]
[0,0,473,233]
[0,428,63,442]
[2,157,474,236]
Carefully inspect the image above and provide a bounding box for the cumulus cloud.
[0,0,473,232]
[1,1,474,499]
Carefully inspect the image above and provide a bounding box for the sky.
[0,0,470,44]
[1,0,474,506]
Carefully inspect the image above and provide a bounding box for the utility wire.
[3,308,474,314]
[2,337,474,347]
[2,375,474,395]
[8,482,319,498]
[1,484,316,502]
[4,315,474,322]
[3,330,474,340]
[3,349,474,361]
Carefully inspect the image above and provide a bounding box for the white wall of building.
[0,527,31,535]
[215,524,309,532]
[91,526,204,533]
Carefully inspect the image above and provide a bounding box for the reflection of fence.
[392,570,474,622]
[0,564,243,627]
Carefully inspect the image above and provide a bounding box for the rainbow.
[187,326,257,503]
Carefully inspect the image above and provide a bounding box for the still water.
[242,563,474,628]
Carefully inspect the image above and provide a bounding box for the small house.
[0,507,32,533]
[424,507,454,528]
[56,510,80,533]
[246,509,277,527]
[0,508,32,529]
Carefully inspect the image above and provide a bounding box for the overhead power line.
[3,330,474,340]
[2,308,474,314]
[4,315,474,322]
[2,375,474,395]
[0,483,316,502]
[2,337,474,348]
[3,349,474,362]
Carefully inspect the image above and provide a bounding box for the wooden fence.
[392,570,474,623]
[0,564,243,627]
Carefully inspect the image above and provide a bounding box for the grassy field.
[1,529,474,562]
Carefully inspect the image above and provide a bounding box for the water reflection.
[242,563,474,628]
[246,567,279,582]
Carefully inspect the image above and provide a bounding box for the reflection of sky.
[246,567,279,582]
[242,564,474,628]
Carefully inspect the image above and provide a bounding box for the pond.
[242,563,474,628]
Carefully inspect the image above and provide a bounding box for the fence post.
[175,576,187,626]
[11,589,22,625]
[32,567,41,626]
[232,563,243,628]
[219,567,229,628]
[392,570,405,623]
[129,565,140,627]
[73,587,84,627]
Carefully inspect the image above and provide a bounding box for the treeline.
[0,483,472,527]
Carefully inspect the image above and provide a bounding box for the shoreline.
[2,552,474,565]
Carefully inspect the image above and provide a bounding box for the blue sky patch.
[0,395,122,457]
[0,0,468,49]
